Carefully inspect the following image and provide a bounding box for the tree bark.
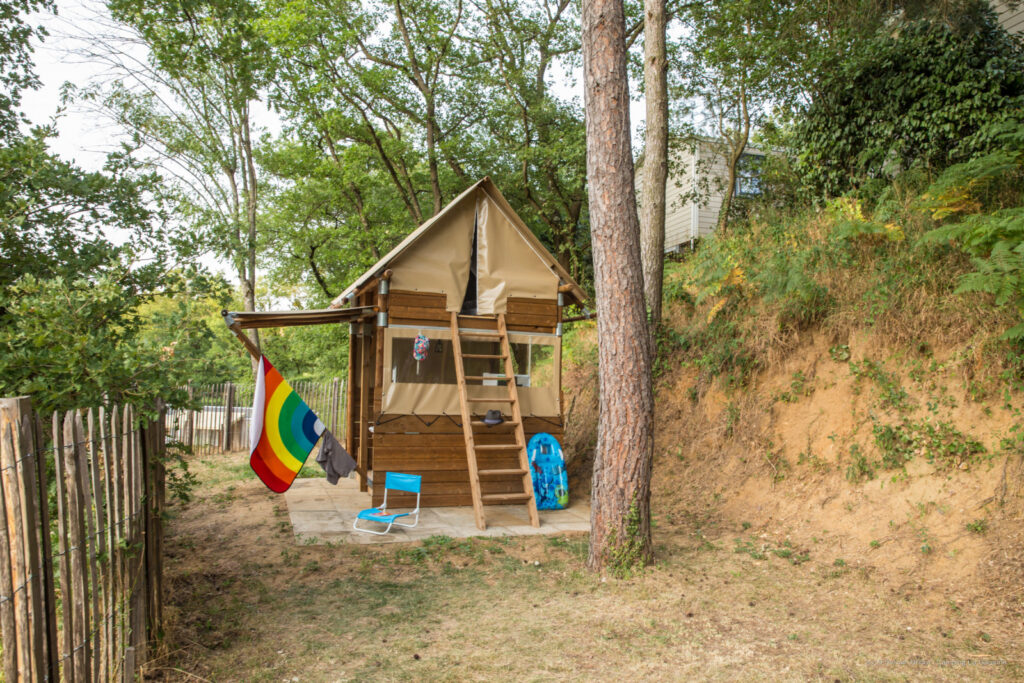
[640,0,669,332]
[240,107,262,371]
[716,82,749,235]
[582,0,656,573]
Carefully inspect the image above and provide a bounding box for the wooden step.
[467,397,515,403]
[462,353,506,359]
[475,444,522,452]
[471,420,519,428]
[478,468,529,476]
[460,331,502,339]
[482,492,533,503]
[464,374,512,381]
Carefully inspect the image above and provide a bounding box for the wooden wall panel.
[370,419,564,507]
[387,289,558,333]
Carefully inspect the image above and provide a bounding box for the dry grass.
[151,449,1023,681]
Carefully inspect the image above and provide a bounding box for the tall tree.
[261,0,595,289]
[470,0,590,283]
[676,0,812,233]
[639,0,669,330]
[582,0,656,573]
[262,0,478,226]
[83,0,270,366]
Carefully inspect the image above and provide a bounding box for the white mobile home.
[639,138,764,253]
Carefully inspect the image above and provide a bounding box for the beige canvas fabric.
[330,178,587,309]
[388,195,477,310]
[476,194,559,313]
[381,326,560,416]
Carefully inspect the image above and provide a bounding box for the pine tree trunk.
[582,0,656,573]
[640,0,668,331]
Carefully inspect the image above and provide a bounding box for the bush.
[797,13,1024,197]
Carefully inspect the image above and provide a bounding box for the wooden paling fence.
[166,378,346,455]
[0,397,165,682]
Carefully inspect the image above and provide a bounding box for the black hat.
[482,410,504,426]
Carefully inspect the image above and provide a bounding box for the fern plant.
[919,122,1024,340]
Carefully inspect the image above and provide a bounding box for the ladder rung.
[465,375,512,381]
[467,397,515,403]
[471,420,519,428]
[482,493,533,503]
[479,468,528,476]
[475,444,522,452]
[460,331,502,339]
[458,314,497,320]
[462,353,506,359]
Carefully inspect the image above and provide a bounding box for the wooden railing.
[0,397,166,683]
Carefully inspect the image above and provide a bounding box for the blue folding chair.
[353,472,422,535]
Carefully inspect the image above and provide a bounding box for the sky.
[22,1,122,171]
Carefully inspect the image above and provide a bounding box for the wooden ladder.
[451,311,540,530]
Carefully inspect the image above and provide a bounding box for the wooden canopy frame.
[221,307,375,359]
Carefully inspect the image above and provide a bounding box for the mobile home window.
[735,153,763,197]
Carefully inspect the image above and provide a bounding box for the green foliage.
[829,345,851,362]
[734,537,809,565]
[0,0,51,137]
[966,518,988,534]
[258,0,592,291]
[919,123,1024,340]
[849,359,912,412]
[797,12,1024,196]
[778,371,812,403]
[606,499,648,579]
[845,444,875,483]
[0,131,167,290]
[0,269,236,413]
[675,316,759,389]
[873,419,986,470]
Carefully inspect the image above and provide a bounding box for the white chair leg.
[352,518,394,535]
[393,511,419,529]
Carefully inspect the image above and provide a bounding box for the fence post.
[184,384,194,451]
[328,377,339,436]
[0,421,19,682]
[1,397,49,683]
[222,383,235,453]
[32,408,60,682]
[62,412,92,679]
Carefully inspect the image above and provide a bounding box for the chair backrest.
[385,472,422,493]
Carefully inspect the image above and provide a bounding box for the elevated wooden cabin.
[332,178,587,513]
[225,177,589,526]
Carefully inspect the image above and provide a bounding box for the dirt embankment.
[563,324,1024,627]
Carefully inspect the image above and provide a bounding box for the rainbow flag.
[249,356,325,492]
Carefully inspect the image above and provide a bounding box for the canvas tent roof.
[330,178,587,309]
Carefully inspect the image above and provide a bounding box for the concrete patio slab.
[283,475,590,545]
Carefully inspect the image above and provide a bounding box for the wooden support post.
[345,327,356,457]
[223,383,235,452]
[79,411,101,683]
[227,321,262,360]
[358,323,372,493]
